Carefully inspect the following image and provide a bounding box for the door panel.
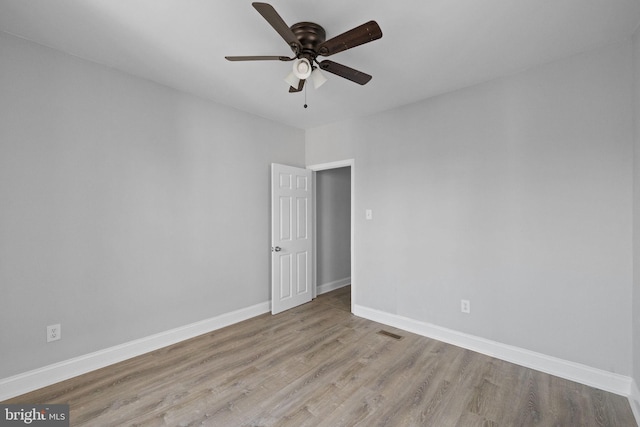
[271,164,313,314]
[297,251,308,293]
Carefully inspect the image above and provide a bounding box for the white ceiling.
[1,0,639,129]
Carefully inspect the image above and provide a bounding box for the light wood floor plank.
[3,286,637,426]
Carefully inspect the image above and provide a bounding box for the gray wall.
[633,27,640,393]
[0,33,304,378]
[307,40,634,375]
[316,167,351,288]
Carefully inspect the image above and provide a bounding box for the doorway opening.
[309,160,355,313]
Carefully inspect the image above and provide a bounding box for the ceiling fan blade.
[252,2,302,53]
[318,21,382,57]
[289,79,305,93]
[225,56,294,61]
[319,60,372,85]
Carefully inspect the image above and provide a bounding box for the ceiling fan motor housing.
[290,22,326,62]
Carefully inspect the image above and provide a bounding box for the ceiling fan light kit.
[226,2,382,95]
[310,68,327,89]
[292,58,312,79]
[284,71,299,88]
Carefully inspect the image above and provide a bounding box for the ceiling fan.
[225,2,383,93]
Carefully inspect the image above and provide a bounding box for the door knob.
[272,246,282,252]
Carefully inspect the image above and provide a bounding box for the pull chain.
[304,82,308,109]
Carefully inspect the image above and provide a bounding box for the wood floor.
[4,286,637,426]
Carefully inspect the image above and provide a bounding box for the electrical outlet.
[47,324,61,342]
[460,300,470,314]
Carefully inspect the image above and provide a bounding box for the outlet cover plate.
[461,300,470,314]
[47,324,61,342]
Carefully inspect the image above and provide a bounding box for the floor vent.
[377,330,403,340]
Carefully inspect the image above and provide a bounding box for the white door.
[271,163,313,314]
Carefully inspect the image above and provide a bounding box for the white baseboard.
[353,305,633,398]
[0,301,270,401]
[317,277,350,295]
[630,380,640,426]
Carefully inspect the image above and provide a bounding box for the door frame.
[307,159,355,313]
